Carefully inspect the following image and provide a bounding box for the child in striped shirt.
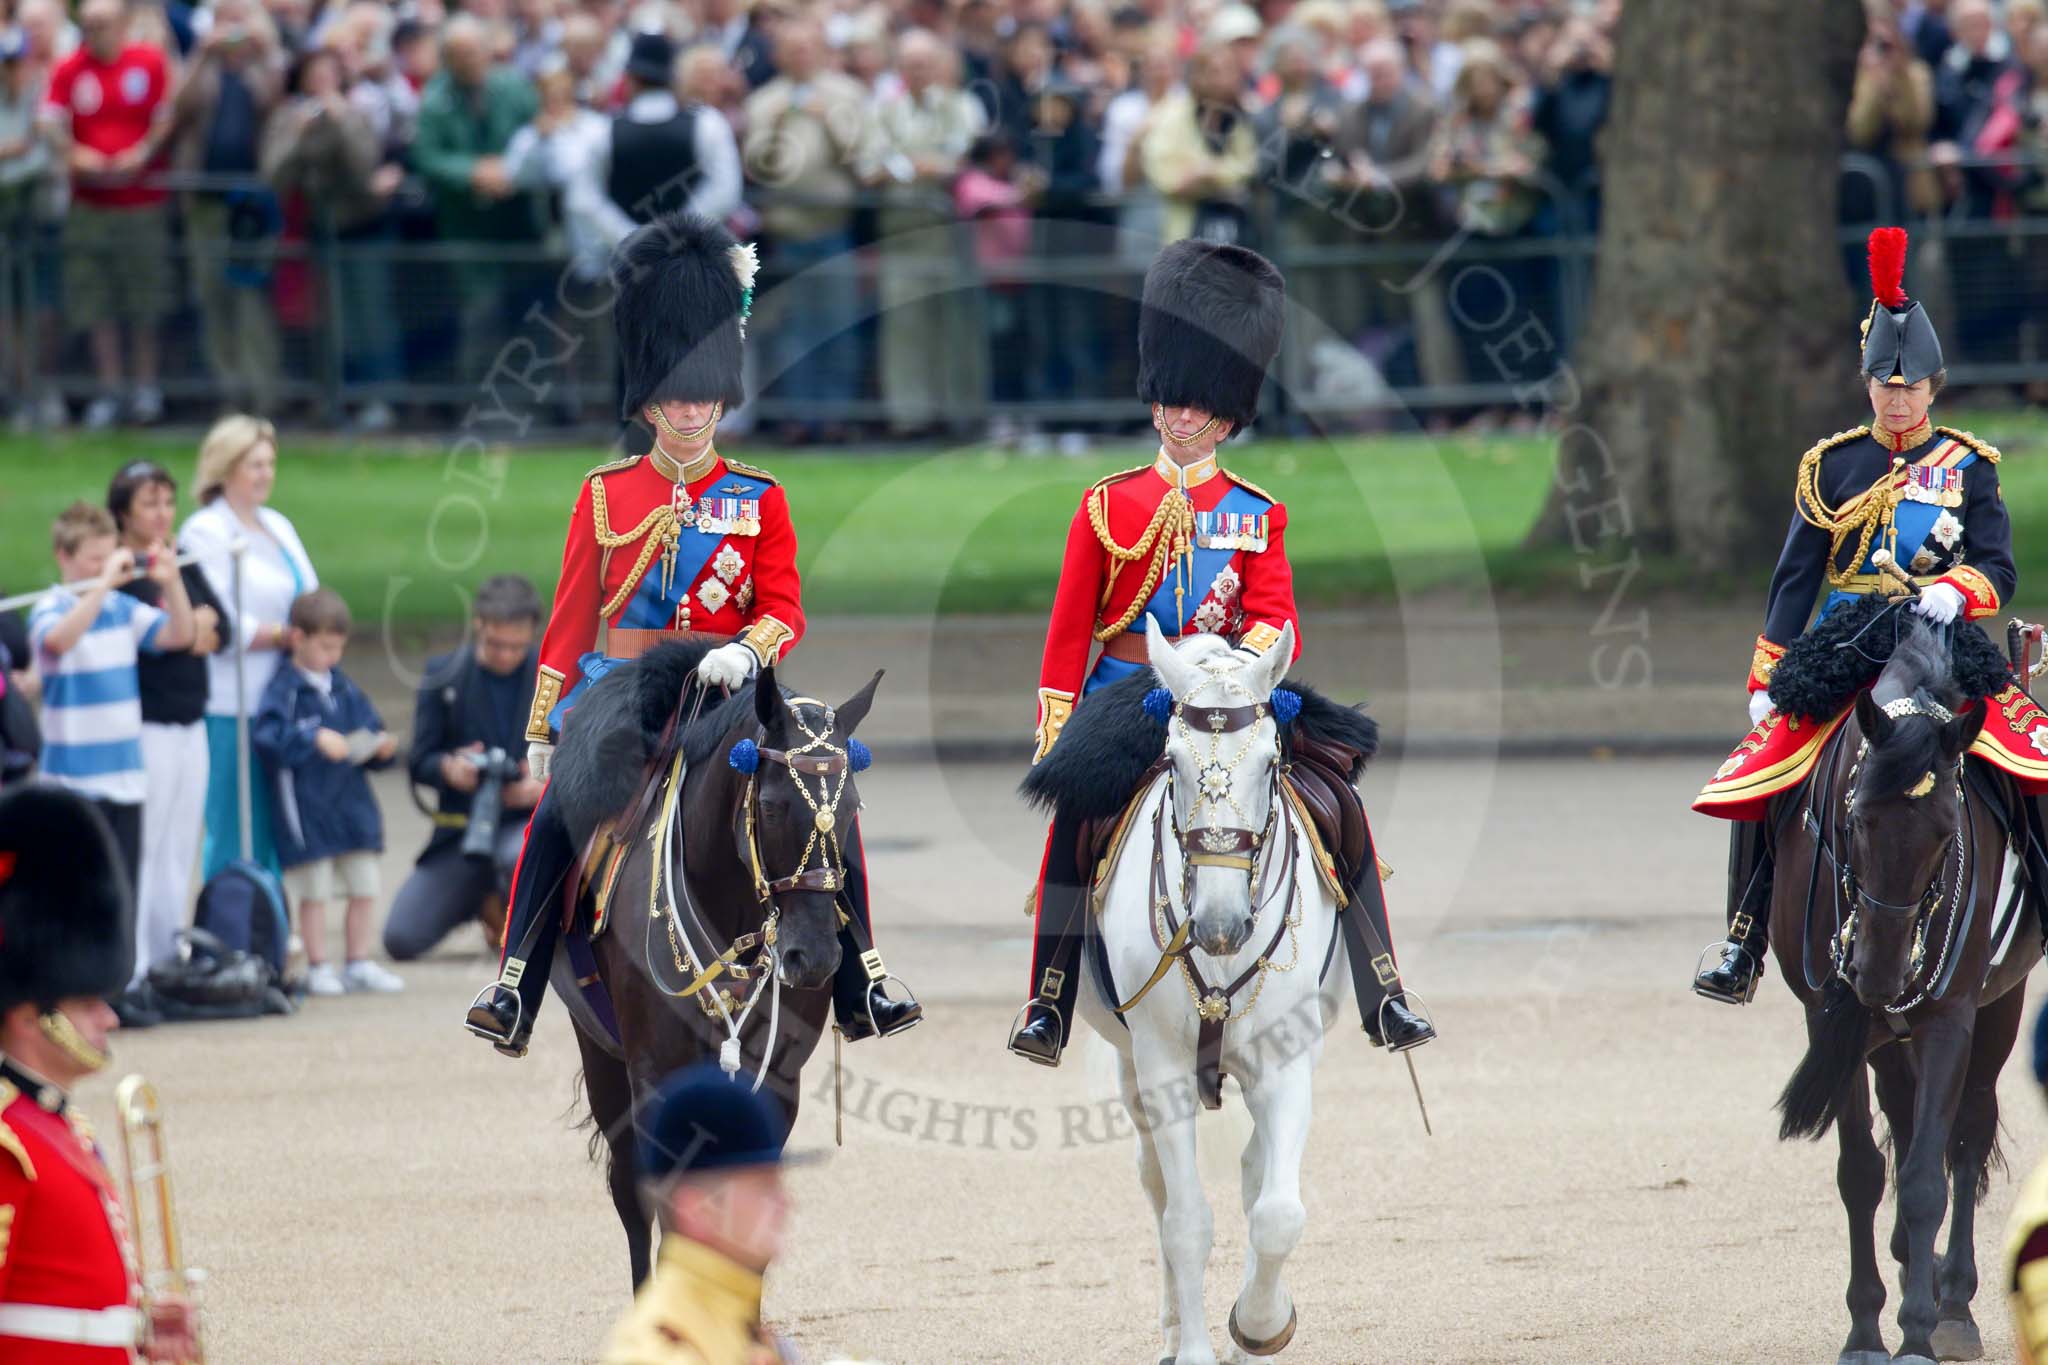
[30,502,193,893]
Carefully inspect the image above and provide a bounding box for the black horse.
[546,641,883,1284]
[1772,621,2039,1365]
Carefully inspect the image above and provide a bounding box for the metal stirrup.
[464,983,527,1041]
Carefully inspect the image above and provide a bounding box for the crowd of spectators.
[0,417,547,1021]
[0,0,1628,439]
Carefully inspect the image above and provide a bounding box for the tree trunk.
[1530,0,1867,567]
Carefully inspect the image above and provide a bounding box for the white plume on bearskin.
[612,211,752,419]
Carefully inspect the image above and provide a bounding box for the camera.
[458,747,523,860]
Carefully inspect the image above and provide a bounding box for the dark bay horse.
[546,641,883,1284]
[1770,622,2039,1365]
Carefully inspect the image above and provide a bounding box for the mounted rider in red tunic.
[1006,239,1435,1066]
[1692,227,2048,1006]
[0,786,200,1364]
[466,213,919,1056]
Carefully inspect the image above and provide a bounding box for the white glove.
[697,640,759,689]
[1911,581,1966,625]
[1748,690,1773,727]
[527,740,553,782]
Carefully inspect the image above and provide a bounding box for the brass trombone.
[115,1074,204,1365]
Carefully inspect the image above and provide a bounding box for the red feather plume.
[1867,227,1908,308]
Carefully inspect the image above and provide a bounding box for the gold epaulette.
[0,1084,34,1182]
[1221,468,1275,502]
[720,458,780,487]
[1089,463,1153,496]
[583,454,642,481]
[1793,427,1875,528]
[1937,426,2002,464]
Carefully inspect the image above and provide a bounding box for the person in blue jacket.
[251,586,406,997]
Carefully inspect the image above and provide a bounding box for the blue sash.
[1818,449,1976,624]
[1084,481,1273,694]
[550,472,766,727]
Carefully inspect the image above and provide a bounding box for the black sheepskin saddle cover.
[1019,669,1378,823]
[1767,593,2011,722]
[549,640,766,848]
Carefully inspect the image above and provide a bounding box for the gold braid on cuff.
[1748,635,1786,691]
[741,616,796,667]
[528,666,566,743]
[1238,622,1283,656]
[1034,688,1075,765]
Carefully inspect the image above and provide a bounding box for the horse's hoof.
[1930,1318,1984,1362]
[1227,1301,1297,1357]
[1891,1354,1939,1365]
[1836,1354,1890,1365]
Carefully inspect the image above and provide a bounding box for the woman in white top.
[179,415,318,881]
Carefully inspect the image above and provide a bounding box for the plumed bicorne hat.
[1137,239,1285,437]
[0,785,133,1013]
[612,211,757,422]
[1861,226,1943,387]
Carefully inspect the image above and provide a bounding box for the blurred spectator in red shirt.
[42,0,172,431]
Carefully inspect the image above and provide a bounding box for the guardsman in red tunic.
[1006,240,1435,1066]
[1693,227,2038,1006]
[0,786,199,1364]
[467,213,920,1056]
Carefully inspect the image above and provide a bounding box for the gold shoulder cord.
[1936,427,2002,464]
[1088,482,1195,641]
[587,474,681,621]
[1794,426,1907,590]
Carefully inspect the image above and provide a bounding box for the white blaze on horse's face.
[1145,625,1294,958]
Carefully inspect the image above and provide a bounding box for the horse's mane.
[1858,619,1961,801]
[1020,662,1379,823]
[1769,592,2009,721]
[550,640,769,847]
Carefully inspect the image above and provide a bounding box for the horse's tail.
[1776,980,1871,1141]
[566,1066,609,1166]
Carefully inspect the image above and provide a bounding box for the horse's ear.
[754,666,780,728]
[1855,690,1888,746]
[1253,621,1294,695]
[1145,626,1198,699]
[1944,700,1987,758]
[835,670,884,736]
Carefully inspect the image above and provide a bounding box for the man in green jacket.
[410,14,543,384]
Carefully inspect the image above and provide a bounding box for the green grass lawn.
[2,411,2044,629]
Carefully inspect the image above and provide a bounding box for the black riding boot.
[1009,814,1088,1067]
[1342,834,1435,1052]
[1693,820,1773,1005]
[465,792,574,1056]
[831,824,921,1042]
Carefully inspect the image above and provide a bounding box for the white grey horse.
[1076,626,1348,1365]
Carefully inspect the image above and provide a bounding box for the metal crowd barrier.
[0,155,2040,435]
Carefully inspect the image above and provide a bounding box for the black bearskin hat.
[1861,227,1943,386]
[0,785,133,1013]
[1137,240,1285,436]
[612,211,753,421]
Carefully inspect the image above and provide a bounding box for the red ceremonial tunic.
[527,447,806,744]
[0,1076,140,1364]
[1034,450,1300,758]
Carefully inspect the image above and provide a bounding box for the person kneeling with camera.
[383,576,545,961]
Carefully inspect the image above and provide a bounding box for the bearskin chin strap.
[39,1009,110,1073]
